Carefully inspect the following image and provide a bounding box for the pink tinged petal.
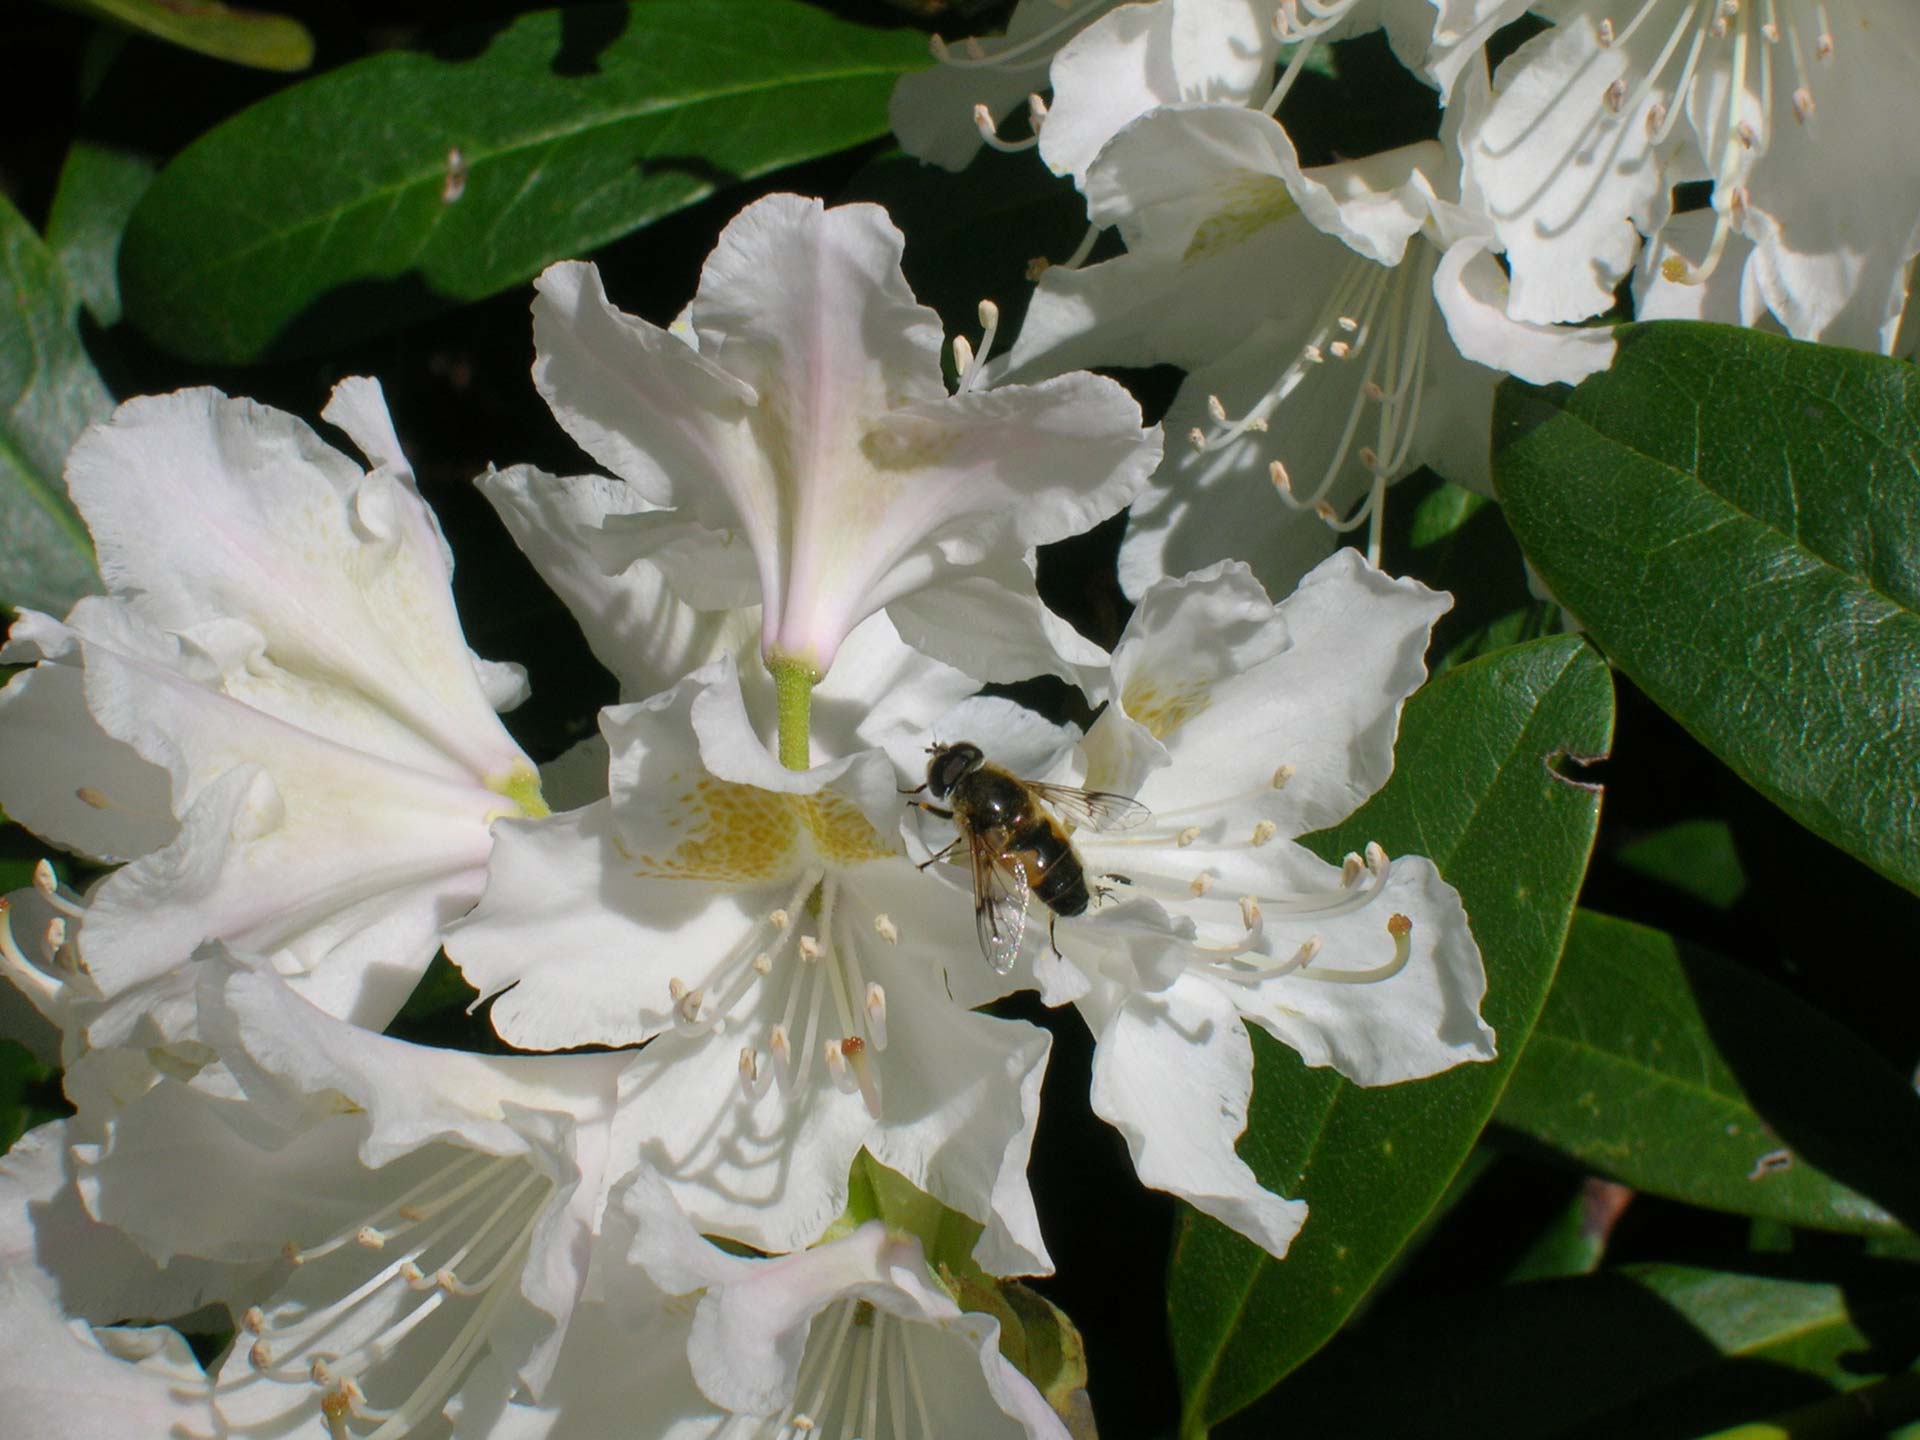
[1232,855,1496,1083]
[1133,548,1450,834]
[0,615,175,863]
[0,1273,216,1439]
[64,384,530,785]
[1434,239,1617,385]
[74,643,508,1026]
[476,464,753,705]
[1469,10,1686,323]
[1083,974,1309,1258]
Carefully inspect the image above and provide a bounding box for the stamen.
[864,984,889,1052]
[1190,872,1214,897]
[1271,764,1296,789]
[974,102,1040,154]
[1176,826,1202,848]
[1250,820,1277,847]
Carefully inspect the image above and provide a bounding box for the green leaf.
[120,0,928,364]
[1496,910,1920,1237]
[53,0,314,71]
[1253,1261,1920,1440]
[1616,817,1748,911]
[0,194,104,615]
[1168,635,1614,1433]
[46,138,158,328]
[1494,321,1920,899]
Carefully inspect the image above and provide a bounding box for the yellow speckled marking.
[798,791,897,865]
[1184,175,1297,264]
[632,778,803,882]
[1123,680,1212,739]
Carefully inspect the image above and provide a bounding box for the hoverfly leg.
[1093,873,1132,908]
[917,836,965,872]
[911,801,954,820]
[899,780,930,796]
[1101,872,1134,886]
[1048,912,1065,959]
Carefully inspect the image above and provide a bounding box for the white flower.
[0,381,546,1028]
[888,0,1130,171]
[475,463,981,780]
[1466,0,1920,352]
[455,1171,1070,1440]
[446,659,1052,1276]
[1000,81,1611,599]
[66,954,627,1439]
[917,552,1494,1254]
[1038,0,1520,186]
[0,1271,216,1438]
[528,193,1159,686]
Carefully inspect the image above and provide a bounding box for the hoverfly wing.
[1027,781,1151,833]
[970,842,1032,975]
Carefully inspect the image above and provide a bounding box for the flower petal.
[1083,974,1308,1257]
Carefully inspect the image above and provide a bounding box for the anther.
[1314,500,1339,523]
[250,1339,273,1369]
[1239,896,1262,931]
[1604,77,1627,113]
[738,1048,758,1100]
[1188,427,1208,451]
[76,787,109,809]
[678,987,705,1024]
[951,334,976,377]
[1328,340,1352,360]
[1645,101,1668,135]
[1190,872,1214,897]
[1596,16,1613,45]
[1341,852,1366,886]
[865,984,889,1051]
[1365,841,1389,878]
[753,952,773,975]
[1250,820,1277,847]
[282,1241,305,1265]
[1357,445,1381,472]
[1793,88,1815,123]
[1815,31,1832,60]
[1270,460,1292,493]
[770,1024,794,1088]
[1336,315,1359,333]
[1302,343,1324,364]
[1735,121,1758,149]
[355,1225,384,1249]
[1176,826,1202,848]
[770,909,791,931]
[1292,935,1324,966]
[1363,380,1386,401]
[1208,394,1230,423]
[32,860,58,898]
[243,1306,266,1333]
[1272,763,1296,789]
[873,914,899,944]
[798,934,824,962]
[824,1040,858,1093]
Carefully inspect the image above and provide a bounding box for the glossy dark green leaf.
[54,0,314,71]
[46,138,157,327]
[1496,910,1920,1237]
[1494,321,1920,898]
[1169,635,1614,1433]
[0,195,103,615]
[120,0,927,363]
[1244,1261,1920,1440]
[1388,474,1556,676]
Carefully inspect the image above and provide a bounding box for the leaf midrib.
[138,54,913,307]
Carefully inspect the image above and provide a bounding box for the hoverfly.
[906,741,1149,973]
